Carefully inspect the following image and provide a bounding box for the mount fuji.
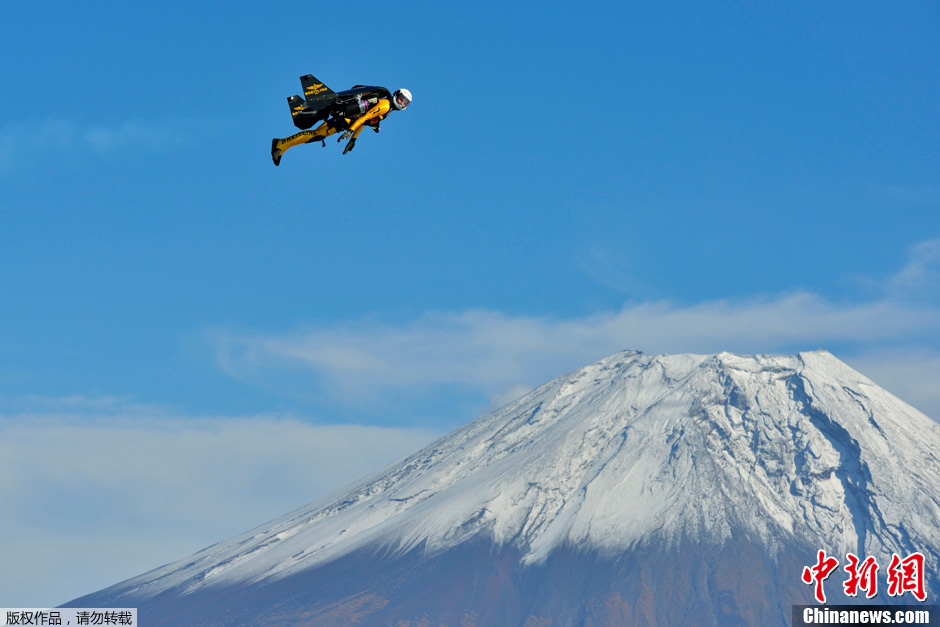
[67,350,940,625]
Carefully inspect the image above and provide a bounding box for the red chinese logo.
[843,553,879,598]
[802,550,840,603]
[887,552,926,602]
[802,551,927,603]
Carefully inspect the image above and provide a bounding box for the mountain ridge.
[69,349,940,625]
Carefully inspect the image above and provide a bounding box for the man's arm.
[340,98,391,153]
[350,99,390,133]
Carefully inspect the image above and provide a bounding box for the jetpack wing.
[300,74,336,111]
[287,74,338,129]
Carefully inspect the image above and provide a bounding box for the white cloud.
[576,246,653,298]
[82,121,181,153]
[0,403,440,607]
[0,117,190,172]
[886,238,940,300]
[208,237,940,421]
[210,291,940,412]
[875,185,940,208]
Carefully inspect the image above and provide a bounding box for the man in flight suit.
[272,88,412,165]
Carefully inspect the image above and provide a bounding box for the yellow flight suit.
[272,98,392,164]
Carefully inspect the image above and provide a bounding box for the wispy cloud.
[210,293,940,417]
[209,239,940,419]
[82,121,183,153]
[885,238,940,300]
[874,185,940,208]
[0,400,440,607]
[577,246,654,298]
[0,117,191,172]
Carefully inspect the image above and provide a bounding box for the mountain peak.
[72,350,940,625]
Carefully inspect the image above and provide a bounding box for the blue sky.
[2,0,939,607]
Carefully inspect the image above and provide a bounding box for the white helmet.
[392,88,412,110]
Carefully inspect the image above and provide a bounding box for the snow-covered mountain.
[69,350,940,625]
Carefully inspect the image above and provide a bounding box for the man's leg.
[271,122,337,166]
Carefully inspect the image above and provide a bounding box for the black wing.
[288,74,338,129]
[300,74,336,107]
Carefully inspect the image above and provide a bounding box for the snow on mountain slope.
[79,350,940,607]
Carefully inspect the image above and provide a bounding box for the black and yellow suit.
[272,98,392,164]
